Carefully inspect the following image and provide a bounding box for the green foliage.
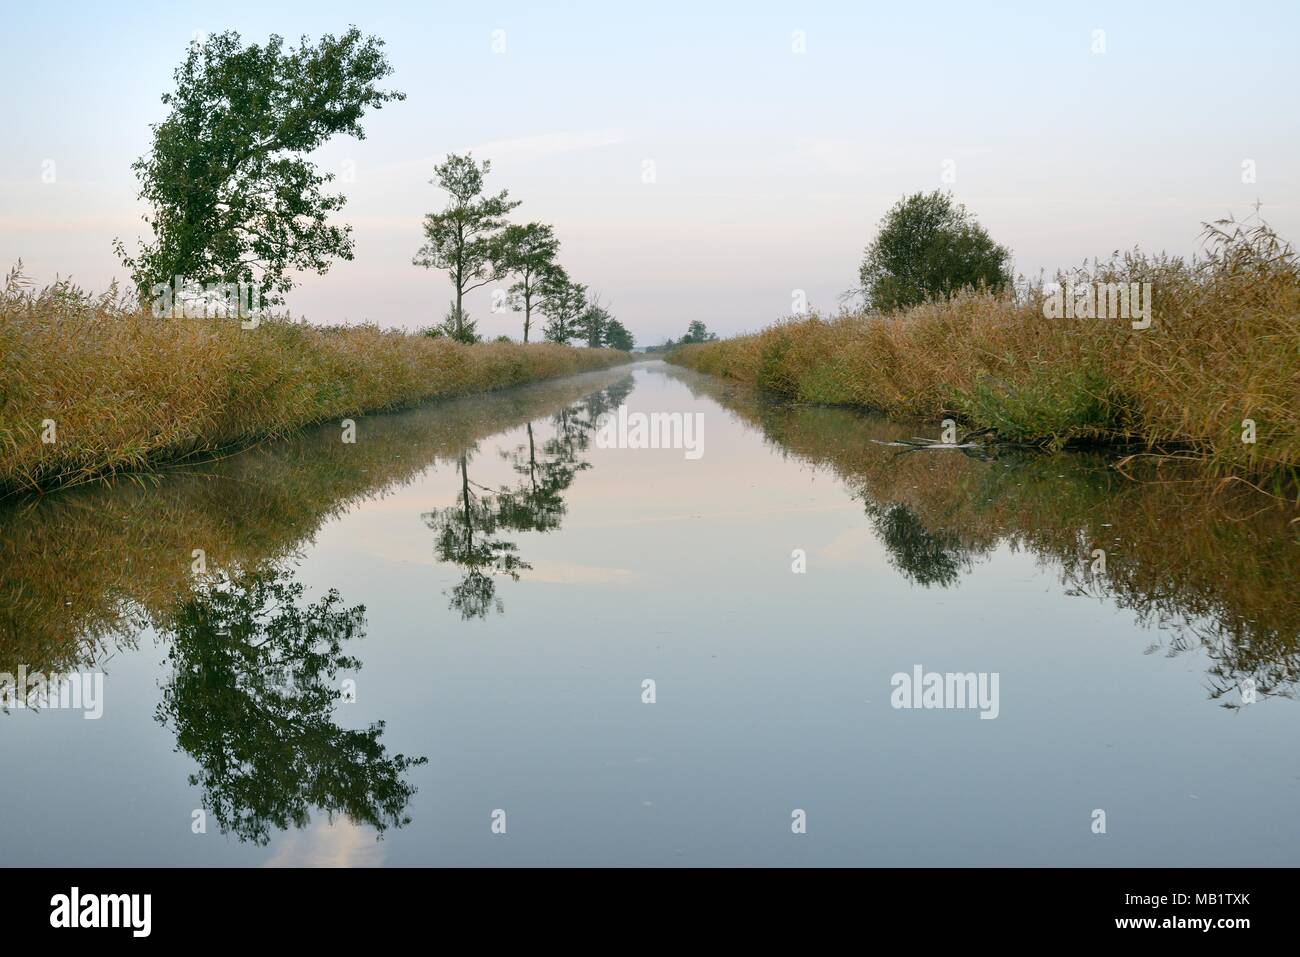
[680,320,718,344]
[413,153,520,339]
[604,318,634,351]
[428,303,479,343]
[116,28,404,303]
[495,222,560,342]
[950,367,1129,447]
[578,294,612,347]
[860,190,1012,312]
[540,272,587,344]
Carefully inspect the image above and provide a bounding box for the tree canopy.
[413,153,520,341]
[495,222,561,342]
[859,190,1012,312]
[117,28,404,304]
[540,272,588,344]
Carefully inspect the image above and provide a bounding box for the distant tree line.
[643,320,718,353]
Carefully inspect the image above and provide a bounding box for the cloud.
[264,817,386,868]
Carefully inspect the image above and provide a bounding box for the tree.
[604,318,634,351]
[539,272,587,344]
[432,301,480,343]
[578,293,612,347]
[495,223,560,342]
[413,153,520,339]
[116,28,404,305]
[859,190,1012,312]
[680,320,717,344]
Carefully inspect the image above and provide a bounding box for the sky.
[1,0,1297,345]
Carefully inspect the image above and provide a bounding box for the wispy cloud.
[264,817,385,868]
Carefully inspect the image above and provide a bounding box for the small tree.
[116,28,404,304]
[578,294,612,347]
[495,223,560,342]
[680,320,717,344]
[604,318,634,351]
[859,190,1012,312]
[413,153,520,339]
[433,302,480,343]
[540,273,587,344]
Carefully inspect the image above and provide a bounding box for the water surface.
[2,361,1297,866]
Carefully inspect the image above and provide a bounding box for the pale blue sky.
[1,0,1296,343]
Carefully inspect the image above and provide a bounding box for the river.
[1,360,1296,865]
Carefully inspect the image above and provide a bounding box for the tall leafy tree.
[116,28,404,305]
[495,222,560,342]
[604,318,634,351]
[413,153,520,340]
[539,272,587,344]
[859,190,1012,312]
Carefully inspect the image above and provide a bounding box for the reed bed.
[670,221,1300,493]
[0,267,630,494]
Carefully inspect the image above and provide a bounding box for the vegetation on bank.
[0,270,631,495]
[671,217,1300,492]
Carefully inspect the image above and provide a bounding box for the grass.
[670,220,1300,495]
[0,266,631,494]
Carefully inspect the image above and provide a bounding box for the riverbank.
[0,270,631,494]
[669,221,1299,495]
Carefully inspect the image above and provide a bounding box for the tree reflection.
[426,452,532,619]
[423,378,633,619]
[155,568,427,846]
[865,502,971,588]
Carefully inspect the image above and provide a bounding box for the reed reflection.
[661,365,1300,706]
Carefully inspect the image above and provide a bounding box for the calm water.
[1,360,1297,866]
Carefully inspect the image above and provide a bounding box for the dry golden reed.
[671,220,1300,494]
[0,266,631,494]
